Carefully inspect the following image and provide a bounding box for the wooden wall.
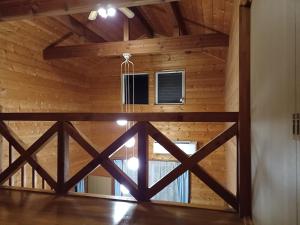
[0,18,94,189]
[86,51,229,208]
[224,0,239,195]
[0,18,233,209]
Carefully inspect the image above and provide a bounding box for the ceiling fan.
[88,7,135,20]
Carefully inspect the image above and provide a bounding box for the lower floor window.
[114,160,189,203]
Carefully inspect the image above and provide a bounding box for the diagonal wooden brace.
[0,122,58,189]
[146,122,238,210]
[64,122,142,199]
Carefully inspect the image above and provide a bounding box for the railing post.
[57,121,69,194]
[8,143,12,186]
[138,122,149,201]
[238,5,252,218]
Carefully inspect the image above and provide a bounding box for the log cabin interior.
[0,0,298,225]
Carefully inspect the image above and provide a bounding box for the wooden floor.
[0,188,244,225]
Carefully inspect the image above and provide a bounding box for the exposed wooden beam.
[130,7,154,37]
[43,33,229,59]
[71,14,111,42]
[0,0,180,21]
[170,2,188,35]
[47,32,74,48]
[55,15,105,42]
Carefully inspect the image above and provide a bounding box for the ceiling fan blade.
[88,11,98,20]
[119,7,135,19]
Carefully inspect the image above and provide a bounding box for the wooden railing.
[0,112,245,215]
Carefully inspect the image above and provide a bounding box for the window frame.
[121,73,149,105]
[155,70,186,105]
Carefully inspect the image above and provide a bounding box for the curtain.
[114,159,137,198]
[75,179,85,193]
[114,160,189,203]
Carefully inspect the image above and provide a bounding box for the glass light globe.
[127,157,139,171]
[107,7,116,17]
[98,8,107,18]
[120,184,129,195]
[116,120,128,126]
[125,137,135,148]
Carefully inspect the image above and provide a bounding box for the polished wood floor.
[0,188,243,225]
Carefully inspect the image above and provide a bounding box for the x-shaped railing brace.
[64,121,238,209]
[0,121,57,189]
[0,120,238,210]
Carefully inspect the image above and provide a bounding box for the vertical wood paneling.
[87,51,228,208]
[0,18,93,190]
[0,16,232,209]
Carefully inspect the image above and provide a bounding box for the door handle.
[293,114,296,135]
[297,113,300,135]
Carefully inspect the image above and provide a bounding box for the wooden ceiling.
[0,0,235,60]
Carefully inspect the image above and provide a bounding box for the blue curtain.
[114,159,137,198]
[114,160,122,196]
[114,160,189,203]
[75,179,85,193]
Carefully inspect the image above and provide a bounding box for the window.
[123,73,148,104]
[114,160,189,203]
[156,70,185,104]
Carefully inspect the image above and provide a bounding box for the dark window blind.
[157,72,184,104]
[124,74,148,104]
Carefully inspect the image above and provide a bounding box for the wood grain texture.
[0,188,243,225]
[224,0,239,196]
[43,33,229,59]
[0,14,235,209]
[87,51,229,208]
[0,0,179,21]
[238,5,251,218]
[0,17,94,190]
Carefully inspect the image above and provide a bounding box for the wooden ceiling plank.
[43,33,229,59]
[123,17,130,41]
[183,17,227,35]
[130,7,154,37]
[170,2,188,35]
[0,0,180,21]
[55,15,105,42]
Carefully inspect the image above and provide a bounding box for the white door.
[251,0,297,224]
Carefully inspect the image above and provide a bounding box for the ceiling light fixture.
[118,8,135,19]
[107,7,117,17]
[88,11,98,20]
[98,7,108,18]
[116,119,128,126]
[125,137,135,148]
[127,157,139,171]
[88,7,134,21]
[98,7,116,19]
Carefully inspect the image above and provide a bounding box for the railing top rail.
[0,112,238,122]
